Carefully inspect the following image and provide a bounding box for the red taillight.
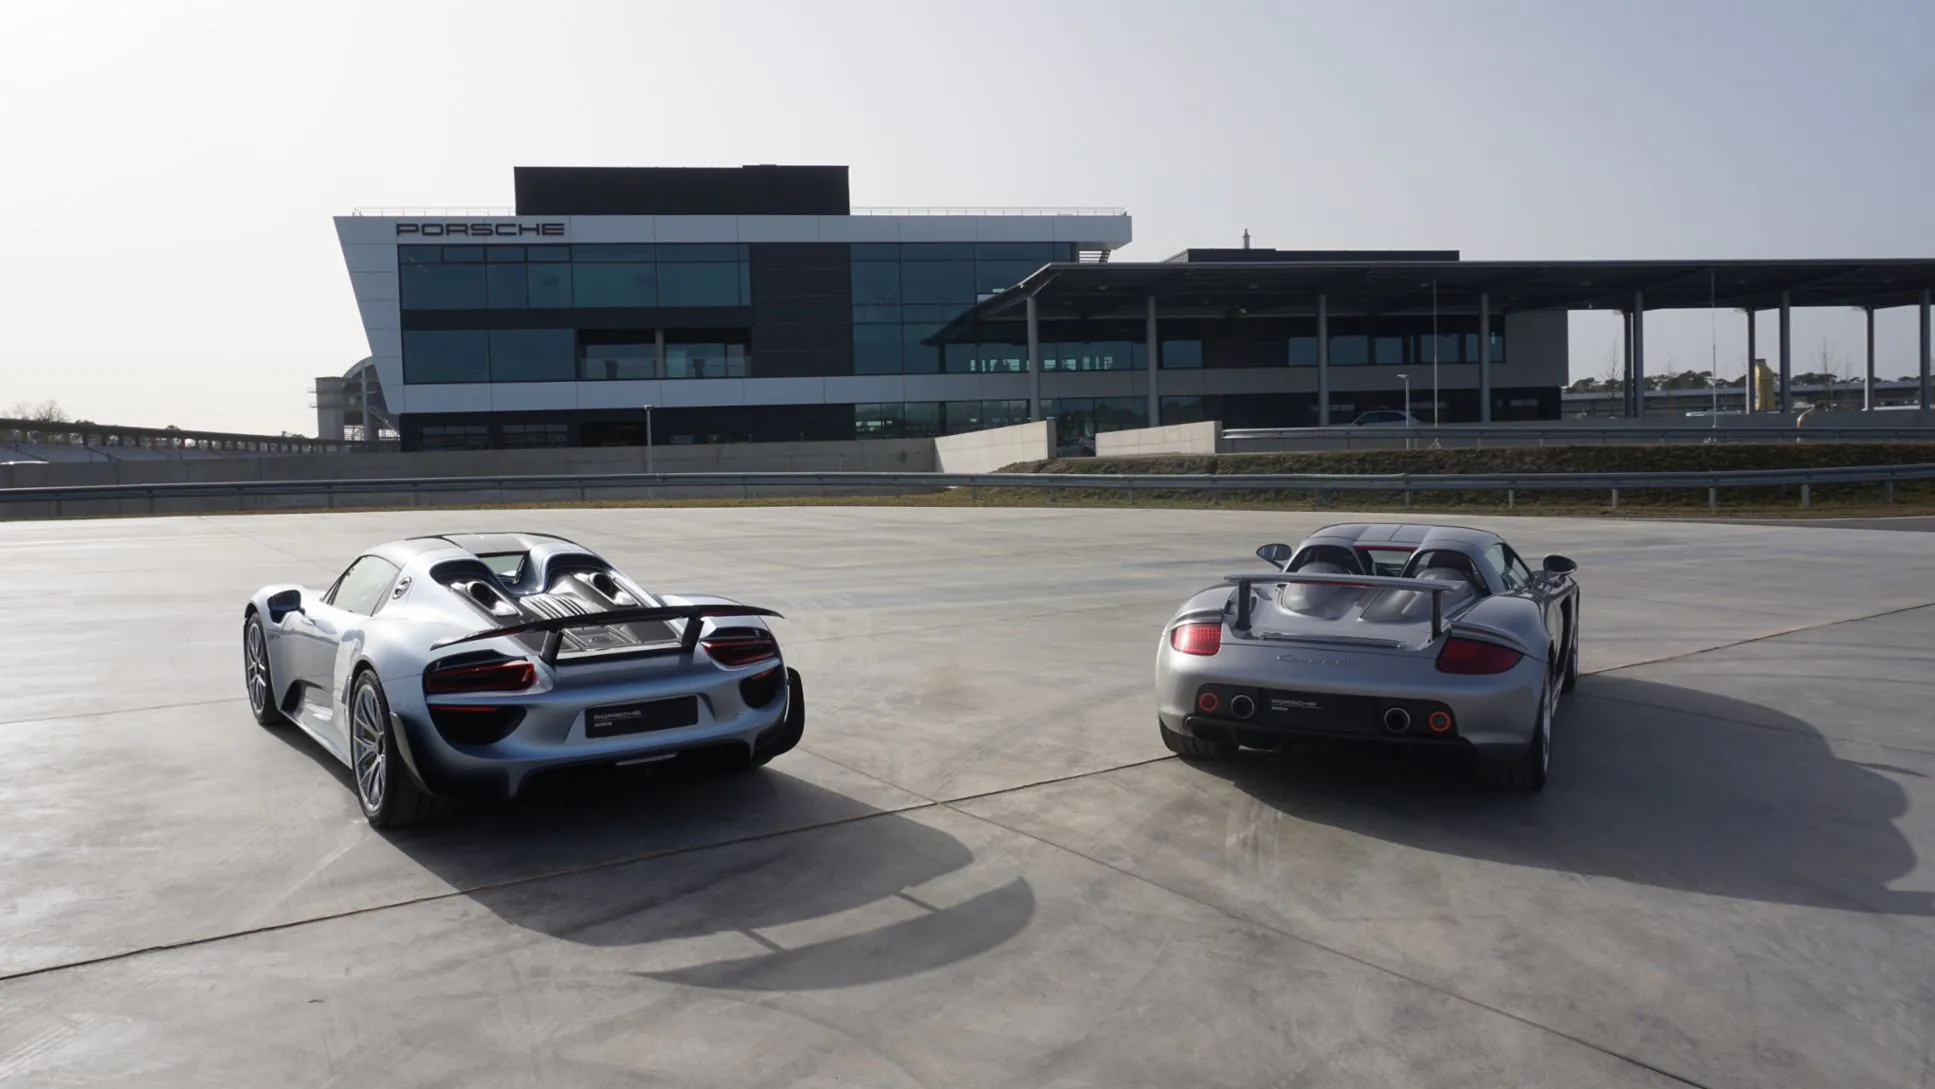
[1170,622,1222,656]
[701,629,779,668]
[424,657,537,694]
[1435,637,1523,675]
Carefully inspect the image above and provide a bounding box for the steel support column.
[1745,309,1757,412]
[1478,293,1491,423]
[1620,309,1633,417]
[1317,294,1330,425]
[1144,296,1159,426]
[1026,296,1042,421]
[1778,291,1792,413]
[1921,290,1933,411]
[1632,292,1646,418]
[1864,306,1876,411]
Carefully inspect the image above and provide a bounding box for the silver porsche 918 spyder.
[1155,522,1580,790]
[241,531,804,827]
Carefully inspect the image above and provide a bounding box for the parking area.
[2,506,1933,1088]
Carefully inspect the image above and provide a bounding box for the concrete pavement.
[2,507,1932,1087]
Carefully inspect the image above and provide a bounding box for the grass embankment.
[963,442,1935,517]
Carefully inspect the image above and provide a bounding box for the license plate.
[585,695,699,738]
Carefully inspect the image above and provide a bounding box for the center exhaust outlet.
[1229,694,1256,720]
[1382,707,1411,734]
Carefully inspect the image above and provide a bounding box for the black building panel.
[514,166,850,216]
[750,243,852,379]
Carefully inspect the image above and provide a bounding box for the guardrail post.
[1708,487,1717,510]
[1506,488,1514,510]
[1610,488,1619,509]
[1403,487,1411,508]
[1886,480,1895,503]
[1801,483,1811,510]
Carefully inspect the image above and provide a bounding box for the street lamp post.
[642,404,654,476]
[1396,372,1412,449]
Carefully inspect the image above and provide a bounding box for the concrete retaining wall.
[934,421,1056,473]
[1096,421,1224,457]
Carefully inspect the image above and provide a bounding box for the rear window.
[479,552,526,581]
[1357,547,1413,577]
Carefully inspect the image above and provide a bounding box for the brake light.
[424,657,537,694]
[1170,622,1222,656]
[1436,637,1523,675]
[701,628,779,668]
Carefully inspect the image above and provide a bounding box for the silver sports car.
[1155,522,1580,790]
[242,531,804,827]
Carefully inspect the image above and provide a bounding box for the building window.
[580,342,655,381]
[403,331,491,384]
[665,343,749,379]
[399,264,487,309]
[527,263,572,308]
[419,424,491,450]
[1042,341,1135,372]
[488,329,575,382]
[1047,396,1149,454]
[657,262,745,307]
[853,324,903,375]
[1161,340,1204,369]
[1160,396,1205,425]
[573,263,658,308]
[848,244,1070,374]
[1288,336,1317,366]
[1329,334,1369,366]
[499,423,570,448]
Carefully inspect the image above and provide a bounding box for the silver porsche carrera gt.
[241,531,804,827]
[1155,522,1580,790]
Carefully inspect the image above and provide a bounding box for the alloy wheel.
[351,684,387,812]
[244,623,269,715]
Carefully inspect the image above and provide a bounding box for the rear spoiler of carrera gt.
[1223,572,1464,639]
[431,603,784,663]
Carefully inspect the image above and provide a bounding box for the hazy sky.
[4,0,1932,434]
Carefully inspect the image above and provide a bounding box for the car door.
[307,555,402,751]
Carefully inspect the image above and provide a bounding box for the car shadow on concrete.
[264,727,1036,992]
[1191,675,1932,915]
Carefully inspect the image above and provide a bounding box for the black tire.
[1474,674,1551,791]
[1561,601,1580,694]
[347,670,446,829]
[1161,721,1238,761]
[243,612,284,727]
[746,668,806,769]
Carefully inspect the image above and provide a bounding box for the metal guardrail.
[3,463,1932,518]
[1222,424,1935,449]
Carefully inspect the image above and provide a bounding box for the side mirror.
[267,589,304,622]
[1256,543,1293,567]
[1542,555,1577,575]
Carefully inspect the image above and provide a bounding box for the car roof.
[352,531,591,569]
[1299,522,1504,551]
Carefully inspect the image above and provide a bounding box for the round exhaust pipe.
[1229,694,1256,720]
[1383,707,1411,734]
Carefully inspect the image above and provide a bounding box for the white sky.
[3,0,1932,434]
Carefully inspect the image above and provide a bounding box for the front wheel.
[348,671,445,829]
[243,613,283,727]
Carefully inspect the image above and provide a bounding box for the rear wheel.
[243,613,283,727]
[348,670,445,829]
[1161,721,1237,761]
[1474,672,1552,791]
[745,668,806,769]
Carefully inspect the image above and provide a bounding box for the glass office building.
[336,166,1568,452]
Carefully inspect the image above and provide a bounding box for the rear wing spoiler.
[430,603,783,663]
[1223,572,1464,639]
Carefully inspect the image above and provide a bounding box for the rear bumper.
[391,663,803,801]
[1155,639,1543,760]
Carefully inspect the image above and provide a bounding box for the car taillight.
[423,657,537,694]
[1170,622,1222,656]
[701,628,779,668]
[1436,637,1523,675]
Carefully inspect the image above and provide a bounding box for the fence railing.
[3,463,1931,519]
[1221,424,1935,450]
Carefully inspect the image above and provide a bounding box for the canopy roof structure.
[940,258,1935,334]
